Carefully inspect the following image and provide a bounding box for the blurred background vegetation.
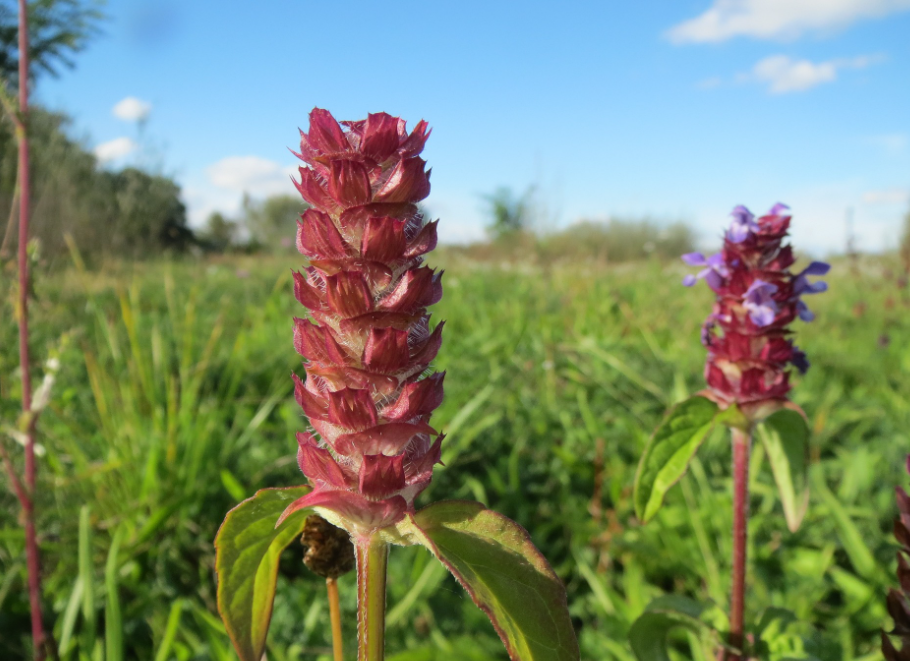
[2,1,910,660]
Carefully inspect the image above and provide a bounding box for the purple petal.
[706,253,730,275]
[682,274,697,287]
[790,346,810,374]
[682,252,707,266]
[731,205,755,224]
[768,202,790,215]
[803,281,827,294]
[705,269,723,290]
[753,305,776,327]
[797,300,815,322]
[745,279,778,297]
[801,261,830,276]
[726,224,750,244]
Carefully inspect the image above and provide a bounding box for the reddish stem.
[726,427,751,661]
[15,1,47,658]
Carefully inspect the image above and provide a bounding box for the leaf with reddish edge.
[633,396,719,523]
[404,500,579,661]
[215,486,312,661]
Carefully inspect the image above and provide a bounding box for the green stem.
[356,537,388,661]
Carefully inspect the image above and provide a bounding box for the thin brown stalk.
[327,577,344,661]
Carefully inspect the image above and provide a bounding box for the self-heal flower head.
[683,203,829,420]
[277,109,444,540]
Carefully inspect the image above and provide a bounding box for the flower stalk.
[727,426,751,661]
[326,577,344,661]
[356,539,389,661]
[682,203,828,659]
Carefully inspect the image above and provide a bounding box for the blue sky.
[37,0,910,254]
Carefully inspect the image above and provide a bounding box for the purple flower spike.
[727,205,759,243]
[681,252,729,289]
[743,279,779,327]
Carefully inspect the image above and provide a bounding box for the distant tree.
[240,193,307,252]
[482,186,534,239]
[0,108,194,262]
[200,211,238,252]
[0,0,103,85]
[105,167,194,255]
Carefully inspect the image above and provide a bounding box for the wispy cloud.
[206,156,297,197]
[667,0,910,44]
[94,137,138,162]
[862,188,909,205]
[737,54,882,93]
[696,76,724,90]
[112,96,151,122]
[865,133,908,154]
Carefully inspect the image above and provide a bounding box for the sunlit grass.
[1,251,907,659]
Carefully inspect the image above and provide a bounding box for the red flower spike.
[283,109,445,536]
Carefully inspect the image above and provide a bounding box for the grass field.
[1,250,908,660]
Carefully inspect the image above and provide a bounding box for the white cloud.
[746,54,880,93]
[112,96,151,122]
[667,0,910,43]
[862,188,910,205]
[94,137,138,162]
[206,156,297,197]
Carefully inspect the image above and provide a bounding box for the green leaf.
[757,409,810,532]
[408,500,580,661]
[629,596,719,661]
[633,396,719,523]
[811,472,879,581]
[105,528,124,661]
[214,486,312,661]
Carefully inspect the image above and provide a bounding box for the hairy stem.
[327,577,344,661]
[726,427,751,661]
[14,2,46,659]
[356,538,388,661]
